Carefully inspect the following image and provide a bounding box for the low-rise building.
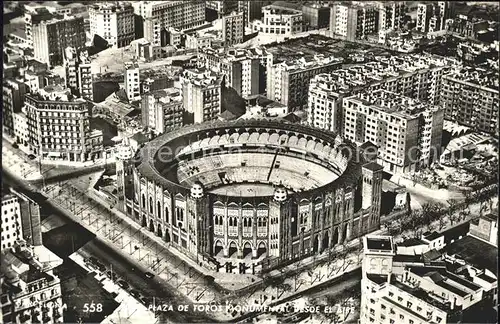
[361,234,497,324]
[343,90,444,174]
[141,88,184,135]
[252,4,303,36]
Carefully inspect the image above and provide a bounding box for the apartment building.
[361,235,496,324]
[253,4,303,36]
[343,90,444,173]
[267,55,342,111]
[63,47,93,101]
[330,2,378,41]
[125,62,140,102]
[3,79,26,137]
[89,2,135,48]
[22,89,103,164]
[302,2,331,30]
[32,14,86,68]
[307,54,455,133]
[237,1,272,27]
[440,65,499,135]
[222,11,245,46]
[198,47,272,98]
[141,88,184,135]
[206,0,239,18]
[24,7,54,49]
[378,1,405,31]
[417,1,451,33]
[134,1,205,46]
[1,243,64,324]
[1,189,42,251]
[181,69,223,123]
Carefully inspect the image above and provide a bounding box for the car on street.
[117,280,129,290]
[12,143,18,149]
[144,272,154,279]
[27,154,36,160]
[139,297,149,305]
[130,289,140,298]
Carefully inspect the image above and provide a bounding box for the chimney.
[387,270,392,284]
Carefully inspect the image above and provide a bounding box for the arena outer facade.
[125,119,383,273]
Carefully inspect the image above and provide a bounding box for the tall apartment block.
[378,1,405,31]
[1,187,64,324]
[237,1,272,27]
[134,1,205,46]
[307,54,455,133]
[302,2,331,30]
[24,7,54,49]
[416,1,451,33]
[63,47,93,101]
[125,62,140,102]
[2,79,26,137]
[361,235,497,324]
[181,69,223,123]
[440,65,499,135]
[1,188,42,250]
[198,47,272,98]
[32,14,86,68]
[253,4,303,36]
[206,0,239,18]
[89,2,135,48]
[330,2,378,41]
[267,55,342,111]
[222,11,245,46]
[141,88,184,135]
[22,90,103,164]
[343,90,444,174]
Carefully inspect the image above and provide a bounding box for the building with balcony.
[378,1,405,31]
[267,54,343,111]
[222,11,245,46]
[180,69,223,123]
[307,53,456,134]
[342,90,444,174]
[252,4,303,36]
[63,47,93,101]
[440,64,499,136]
[89,2,135,48]
[198,47,272,98]
[3,79,26,138]
[416,1,452,33]
[237,1,272,27]
[134,1,205,46]
[330,2,378,41]
[124,61,140,102]
[361,234,497,324]
[22,88,103,164]
[32,14,86,68]
[141,88,184,135]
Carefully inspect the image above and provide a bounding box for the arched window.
[219,216,223,225]
[142,194,146,208]
[234,218,237,227]
[229,218,233,226]
[157,201,161,218]
[149,197,153,214]
[248,219,252,227]
[165,207,169,223]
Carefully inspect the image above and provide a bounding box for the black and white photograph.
[1,0,499,323]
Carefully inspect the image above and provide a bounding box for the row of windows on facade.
[214,216,268,227]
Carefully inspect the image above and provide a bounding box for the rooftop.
[423,231,443,241]
[366,236,393,252]
[444,64,499,91]
[445,235,498,274]
[398,238,427,247]
[263,4,302,15]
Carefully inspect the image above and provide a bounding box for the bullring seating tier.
[176,153,338,192]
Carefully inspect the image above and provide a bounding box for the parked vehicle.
[117,280,129,289]
[144,272,154,279]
